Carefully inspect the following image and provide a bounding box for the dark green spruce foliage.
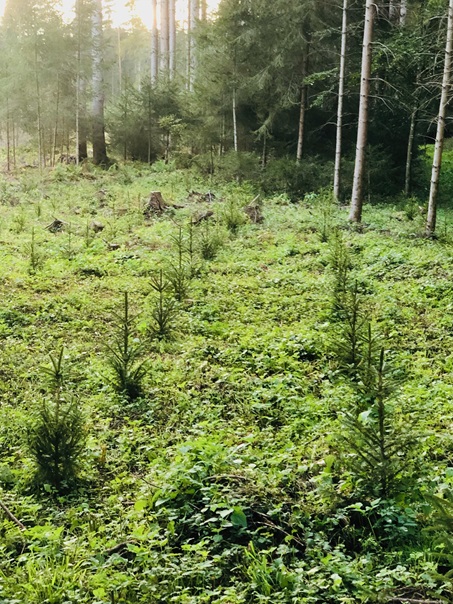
[106,292,147,401]
[148,269,177,341]
[167,226,192,301]
[28,349,86,490]
[340,336,413,498]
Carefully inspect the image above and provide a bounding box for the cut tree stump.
[143,191,169,217]
[244,195,263,224]
[91,221,105,233]
[187,191,217,203]
[192,210,214,225]
[45,218,65,233]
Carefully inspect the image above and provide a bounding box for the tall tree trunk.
[52,74,60,167]
[6,99,10,173]
[400,0,407,25]
[232,87,238,152]
[117,28,122,94]
[92,0,108,165]
[169,0,176,79]
[296,46,310,163]
[151,0,158,82]
[76,0,88,163]
[349,0,376,222]
[426,0,453,236]
[188,0,199,90]
[404,107,417,197]
[334,0,348,201]
[201,0,207,20]
[35,43,44,169]
[159,0,170,76]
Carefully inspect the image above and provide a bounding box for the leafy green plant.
[105,292,147,401]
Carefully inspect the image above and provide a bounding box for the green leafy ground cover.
[0,162,453,602]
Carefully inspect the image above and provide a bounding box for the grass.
[0,161,452,602]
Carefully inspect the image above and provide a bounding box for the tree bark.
[151,0,158,82]
[399,0,407,25]
[334,0,348,201]
[92,0,108,165]
[201,0,207,20]
[169,0,176,79]
[188,0,199,90]
[349,0,376,222]
[296,45,310,163]
[404,107,417,197]
[159,0,170,76]
[233,87,238,152]
[426,0,453,236]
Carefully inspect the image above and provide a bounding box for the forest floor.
[1,161,453,603]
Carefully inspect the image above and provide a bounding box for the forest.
[2,0,453,603]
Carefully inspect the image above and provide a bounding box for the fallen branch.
[0,499,26,531]
[387,599,445,604]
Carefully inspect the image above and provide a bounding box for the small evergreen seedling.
[148,269,177,341]
[106,292,147,401]
[340,346,413,498]
[25,227,45,274]
[221,199,246,234]
[328,229,352,316]
[198,223,224,260]
[28,349,86,491]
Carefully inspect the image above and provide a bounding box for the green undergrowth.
[0,162,453,602]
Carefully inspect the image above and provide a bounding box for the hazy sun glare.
[0,0,220,28]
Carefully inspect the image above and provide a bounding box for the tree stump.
[192,210,214,225]
[143,191,169,217]
[45,218,65,233]
[244,196,263,224]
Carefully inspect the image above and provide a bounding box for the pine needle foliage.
[28,349,86,491]
[340,346,414,499]
[148,269,177,341]
[328,228,352,316]
[105,292,147,401]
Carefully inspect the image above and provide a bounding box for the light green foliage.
[105,292,147,401]
[28,349,86,491]
[0,165,452,602]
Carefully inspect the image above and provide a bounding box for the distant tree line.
[1,0,452,230]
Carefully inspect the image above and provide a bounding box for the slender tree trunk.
[334,0,348,201]
[201,0,207,20]
[189,0,199,90]
[35,45,44,169]
[400,0,407,25]
[404,107,417,197]
[147,86,152,163]
[52,74,60,167]
[426,0,453,236]
[6,99,10,173]
[232,87,238,152]
[389,0,396,20]
[151,0,158,82]
[159,0,170,76]
[12,119,16,170]
[261,132,267,168]
[296,45,310,163]
[92,0,108,165]
[117,28,122,94]
[169,0,176,79]
[349,0,376,222]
